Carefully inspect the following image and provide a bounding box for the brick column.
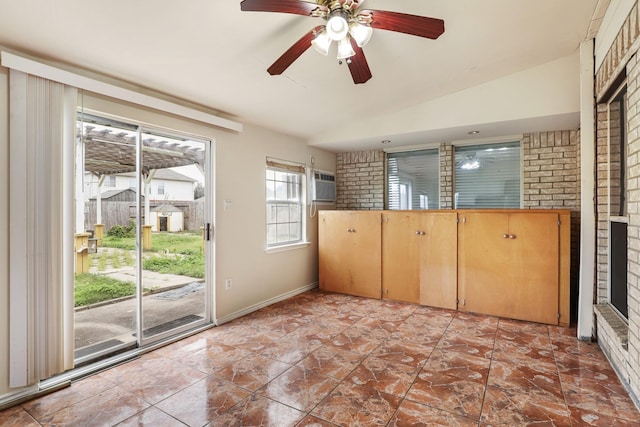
[439,143,453,209]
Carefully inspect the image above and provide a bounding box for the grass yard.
[76,231,204,307]
[101,231,203,254]
[101,231,204,276]
[75,273,135,307]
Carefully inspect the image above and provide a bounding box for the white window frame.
[607,82,629,320]
[265,161,308,253]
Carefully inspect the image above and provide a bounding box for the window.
[105,175,116,187]
[266,161,305,247]
[454,141,521,209]
[157,182,165,195]
[609,87,627,217]
[608,85,628,319]
[387,149,439,210]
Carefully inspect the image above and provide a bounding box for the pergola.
[78,126,205,233]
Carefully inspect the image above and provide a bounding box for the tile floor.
[2,290,640,426]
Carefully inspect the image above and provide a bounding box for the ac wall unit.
[311,171,336,203]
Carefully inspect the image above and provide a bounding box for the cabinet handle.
[346,228,356,233]
[421,231,426,235]
[503,234,509,238]
[509,234,516,239]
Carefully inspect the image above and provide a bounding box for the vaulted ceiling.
[0,0,603,151]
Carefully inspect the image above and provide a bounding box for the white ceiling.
[0,0,601,152]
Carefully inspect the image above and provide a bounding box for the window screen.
[387,149,439,210]
[454,142,521,209]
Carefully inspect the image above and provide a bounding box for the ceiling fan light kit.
[240,0,445,84]
[337,37,356,60]
[311,30,332,55]
[326,12,350,41]
[349,21,372,47]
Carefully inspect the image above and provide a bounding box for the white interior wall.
[310,52,582,148]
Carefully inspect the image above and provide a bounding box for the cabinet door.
[507,213,559,325]
[382,212,421,304]
[319,211,381,299]
[419,212,458,310]
[458,212,560,325]
[382,211,457,308]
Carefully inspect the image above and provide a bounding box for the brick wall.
[522,131,580,210]
[335,150,384,210]
[596,103,610,303]
[337,135,581,215]
[594,3,640,404]
[624,52,640,401]
[439,143,454,209]
[596,2,640,99]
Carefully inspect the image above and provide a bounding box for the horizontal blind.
[387,149,439,210]
[266,159,305,174]
[454,141,521,209]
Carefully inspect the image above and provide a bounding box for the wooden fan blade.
[359,9,445,39]
[240,0,325,16]
[268,26,324,75]
[347,39,372,84]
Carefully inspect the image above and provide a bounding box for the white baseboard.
[216,282,318,325]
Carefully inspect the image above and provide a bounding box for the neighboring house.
[83,169,196,202]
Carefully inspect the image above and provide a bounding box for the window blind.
[9,71,76,387]
[454,141,521,209]
[387,149,439,210]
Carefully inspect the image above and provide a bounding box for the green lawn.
[76,231,204,307]
[74,273,135,307]
[101,231,203,254]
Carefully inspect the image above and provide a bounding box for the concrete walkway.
[75,248,207,357]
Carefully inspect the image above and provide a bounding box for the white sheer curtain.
[9,70,75,387]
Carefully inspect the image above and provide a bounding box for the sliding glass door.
[74,113,212,363]
[138,129,209,343]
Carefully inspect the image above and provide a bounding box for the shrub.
[107,221,136,238]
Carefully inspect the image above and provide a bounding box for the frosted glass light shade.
[337,37,355,59]
[312,31,332,55]
[349,22,373,47]
[326,15,349,41]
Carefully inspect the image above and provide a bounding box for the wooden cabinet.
[318,211,381,299]
[318,209,570,326]
[457,211,569,325]
[381,211,457,309]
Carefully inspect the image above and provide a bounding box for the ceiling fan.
[240,0,445,84]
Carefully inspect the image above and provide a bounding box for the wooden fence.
[85,199,205,233]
